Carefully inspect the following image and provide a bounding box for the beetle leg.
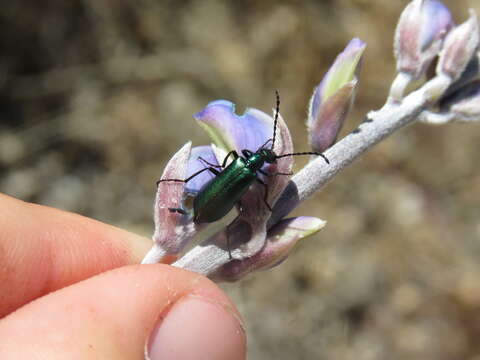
[226,233,233,260]
[236,200,244,213]
[168,207,187,215]
[256,178,273,212]
[206,167,221,176]
[221,150,239,168]
[184,166,221,182]
[156,166,219,186]
[241,149,253,158]
[258,138,273,150]
[160,166,220,215]
[257,169,293,177]
[257,169,270,177]
[197,156,222,168]
[224,222,233,259]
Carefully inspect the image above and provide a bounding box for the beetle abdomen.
[193,158,256,223]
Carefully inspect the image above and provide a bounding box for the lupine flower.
[193,100,294,213]
[394,0,454,80]
[144,98,302,265]
[307,38,366,153]
[193,100,295,258]
[143,142,211,264]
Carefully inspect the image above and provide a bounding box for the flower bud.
[395,0,453,80]
[194,99,294,214]
[442,80,480,121]
[307,38,365,152]
[211,216,326,282]
[440,51,479,99]
[194,99,295,256]
[437,10,479,82]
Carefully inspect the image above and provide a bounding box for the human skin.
[0,194,246,359]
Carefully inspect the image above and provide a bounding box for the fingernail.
[146,295,246,360]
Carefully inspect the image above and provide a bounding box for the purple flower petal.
[184,145,220,194]
[420,1,454,51]
[310,84,323,124]
[194,100,274,154]
[193,98,296,258]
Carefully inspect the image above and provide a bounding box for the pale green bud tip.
[307,39,365,152]
[317,38,366,104]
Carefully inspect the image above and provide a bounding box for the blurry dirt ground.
[1,1,480,359]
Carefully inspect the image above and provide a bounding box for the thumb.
[0,264,246,360]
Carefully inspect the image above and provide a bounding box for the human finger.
[0,264,246,360]
[0,194,151,317]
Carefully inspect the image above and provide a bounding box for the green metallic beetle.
[158,91,329,224]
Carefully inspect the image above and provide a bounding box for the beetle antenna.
[258,138,272,150]
[271,90,280,150]
[276,151,330,164]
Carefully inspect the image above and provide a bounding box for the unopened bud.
[395,0,453,79]
[211,217,326,282]
[308,38,365,152]
[444,80,480,121]
[437,10,479,81]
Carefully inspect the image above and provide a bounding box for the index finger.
[0,194,151,317]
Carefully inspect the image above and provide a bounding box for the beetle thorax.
[246,148,277,172]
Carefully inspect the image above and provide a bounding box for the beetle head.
[258,148,277,164]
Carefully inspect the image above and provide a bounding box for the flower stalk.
[144,1,478,281]
[173,72,453,277]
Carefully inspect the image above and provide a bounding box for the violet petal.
[194,100,273,154]
[184,145,220,194]
[420,0,455,51]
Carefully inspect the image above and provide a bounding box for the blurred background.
[1,0,480,358]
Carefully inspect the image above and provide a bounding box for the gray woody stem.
[173,74,453,276]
